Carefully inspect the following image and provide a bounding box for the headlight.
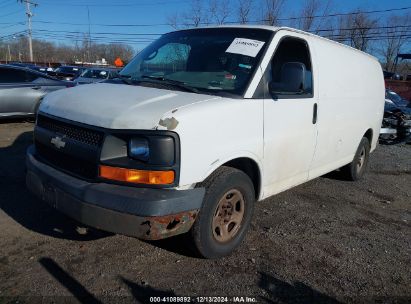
[128,136,175,165]
[129,137,149,161]
[100,133,179,186]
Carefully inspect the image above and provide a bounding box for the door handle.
[31,86,41,90]
[312,103,318,124]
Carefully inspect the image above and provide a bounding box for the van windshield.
[120,28,273,97]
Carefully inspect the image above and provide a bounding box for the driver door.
[262,35,318,197]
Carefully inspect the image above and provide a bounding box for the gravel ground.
[0,121,410,304]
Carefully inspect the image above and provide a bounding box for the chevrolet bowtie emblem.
[50,136,66,149]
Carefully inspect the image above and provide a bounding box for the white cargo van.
[26,26,385,258]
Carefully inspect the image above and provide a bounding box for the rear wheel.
[191,166,255,259]
[340,137,370,181]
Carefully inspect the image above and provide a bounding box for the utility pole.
[7,45,11,63]
[18,0,38,62]
[87,6,91,63]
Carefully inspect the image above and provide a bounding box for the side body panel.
[168,98,264,194]
[308,36,385,180]
[0,83,44,115]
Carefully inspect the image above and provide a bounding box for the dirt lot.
[0,121,410,304]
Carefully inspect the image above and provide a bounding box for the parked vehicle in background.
[26,26,384,258]
[380,89,411,144]
[48,66,85,81]
[0,64,74,118]
[31,66,54,74]
[383,71,402,80]
[75,67,119,84]
[385,89,411,108]
[8,62,37,69]
[8,63,54,74]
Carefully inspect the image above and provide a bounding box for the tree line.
[168,0,411,74]
[0,35,135,66]
[0,0,409,74]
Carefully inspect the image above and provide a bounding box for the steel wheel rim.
[212,189,245,243]
[357,146,366,173]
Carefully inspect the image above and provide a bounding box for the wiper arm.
[140,75,199,93]
[116,74,134,85]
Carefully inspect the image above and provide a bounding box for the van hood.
[39,83,220,129]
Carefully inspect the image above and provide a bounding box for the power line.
[316,24,411,33]
[276,6,411,21]
[32,24,411,37]
[30,34,154,45]
[38,0,189,7]
[29,30,411,43]
[0,9,24,18]
[0,30,28,40]
[6,25,411,44]
[0,21,25,25]
[31,32,156,43]
[1,23,24,30]
[33,20,170,27]
[34,29,162,36]
[28,6,411,28]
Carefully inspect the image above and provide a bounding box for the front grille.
[35,114,103,180]
[35,142,98,179]
[37,114,104,147]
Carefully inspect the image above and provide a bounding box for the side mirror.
[270,62,306,95]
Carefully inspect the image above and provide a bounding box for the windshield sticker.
[238,63,252,69]
[225,74,236,80]
[100,71,107,75]
[226,38,265,57]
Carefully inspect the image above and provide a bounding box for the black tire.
[340,137,370,181]
[191,166,255,259]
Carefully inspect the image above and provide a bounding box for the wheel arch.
[201,155,263,201]
[363,128,373,146]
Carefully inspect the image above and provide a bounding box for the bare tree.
[263,0,286,26]
[167,0,234,29]
[290,0,334,34]
[378,13,411,72]
[209,0,231,25]
[1,35,134,64]
[181,0,208,27]
[338,11,378,52]
[238,0,253,24]
[167,13,180,30]
[298,0,320,31]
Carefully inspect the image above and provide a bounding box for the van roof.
[172,24,378,62]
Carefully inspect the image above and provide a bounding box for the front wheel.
[191,166,255,259]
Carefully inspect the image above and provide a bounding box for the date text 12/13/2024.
[149,296,257,303]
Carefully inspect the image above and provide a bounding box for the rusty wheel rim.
[212,189,245,243]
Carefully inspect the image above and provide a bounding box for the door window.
[268,37,313,98]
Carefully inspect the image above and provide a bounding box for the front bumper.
[26,145,205,240]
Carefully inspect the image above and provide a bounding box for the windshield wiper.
[140,75,200,93]
[116,74,134,85]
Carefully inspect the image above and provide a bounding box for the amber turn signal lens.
[99,165,175,185]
